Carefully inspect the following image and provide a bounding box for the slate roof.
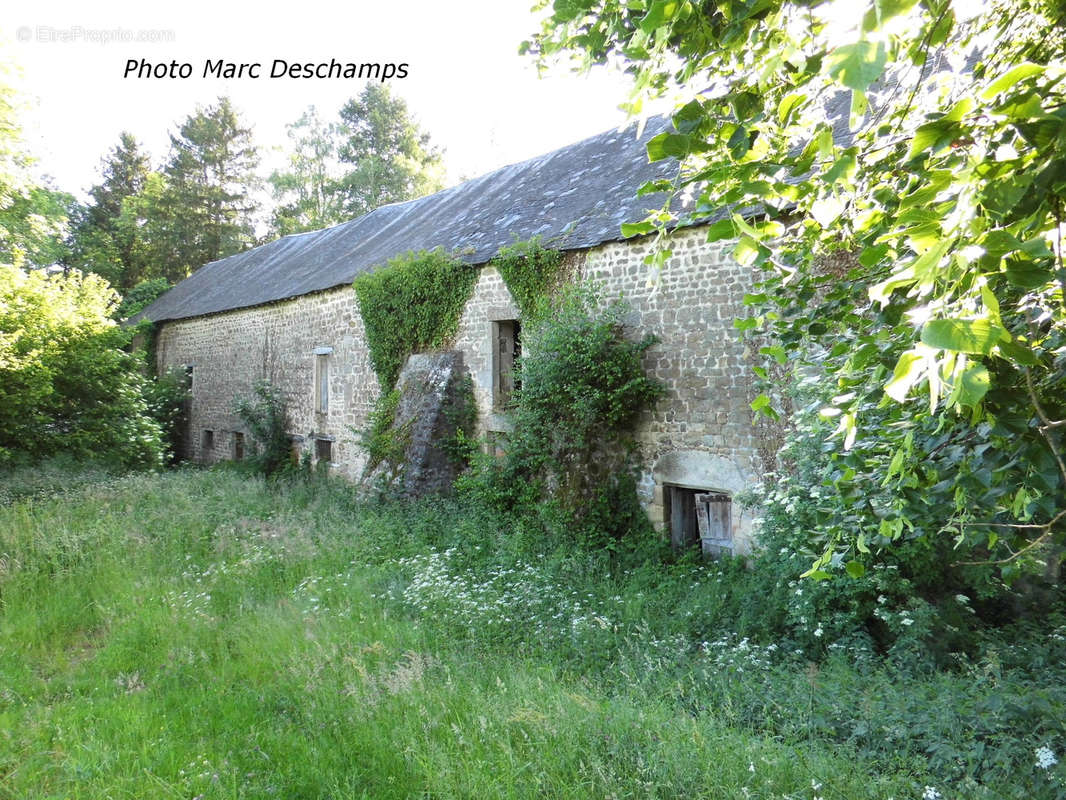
[134,115,689,324]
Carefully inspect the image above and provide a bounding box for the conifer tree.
[162,97,260,274]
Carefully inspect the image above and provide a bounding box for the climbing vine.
[353,249,479,390]
[491,238,569,317]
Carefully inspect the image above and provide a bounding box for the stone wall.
[580,226,761,551]
[154,286,379,479]
[156,224,762,549]
[447,226,760,550]
[452,265,520,435]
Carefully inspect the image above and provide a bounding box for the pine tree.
[68,132,150,288]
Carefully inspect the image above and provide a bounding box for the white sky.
[1,0,645,202]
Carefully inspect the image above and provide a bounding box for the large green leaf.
[884,350,925,402]
[920,319,1007,355]
[826,41,888,92]
[646,132,692,161]
[1004,257,1053,288]
[862,0,920,31]
[981,62,1045,100]
[955,363,990,407]
[908,119,962,159]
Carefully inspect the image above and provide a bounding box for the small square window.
[315,438,332,464]
[202,429,214,450]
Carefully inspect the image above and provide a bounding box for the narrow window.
[315,438,332,464]
[233,432,245,461]
[314,347,332,414]
[202,429,214,450]
[492,320,521,409]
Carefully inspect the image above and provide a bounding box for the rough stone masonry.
[154,225,763,552]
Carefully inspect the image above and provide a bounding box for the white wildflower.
[814,626,824,638]
[1036,745,1058,769]
[901,617,914,626]
[923,787,941,800]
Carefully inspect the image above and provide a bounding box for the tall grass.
[0,467,1062,798]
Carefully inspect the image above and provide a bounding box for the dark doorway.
[665,485,732,555]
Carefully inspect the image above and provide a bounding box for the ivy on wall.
[353,249,479,390]
[490,238,570,318]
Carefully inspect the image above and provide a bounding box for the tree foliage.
[70,100,261,289]
[335,84,444,219]
[68,132,151,288]
[0,265,164,468]
[161,97,261,275]
[0,65,72,269]
[529,0,1066,577]
[268,106,346,236]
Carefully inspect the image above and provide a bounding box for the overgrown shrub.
[233,381,290,478]
[462,286,665,544]
[0,265,164,468]
[143,366,190,465]
[736,385,1054,665]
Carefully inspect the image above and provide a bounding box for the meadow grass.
[0,467,1062,798]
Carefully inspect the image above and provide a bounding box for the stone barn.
[135,117,766,553]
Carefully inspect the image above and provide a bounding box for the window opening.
[492,320,521,409]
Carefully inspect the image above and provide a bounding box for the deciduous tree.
[528,0,1066,577]
[269,106,345,236]
[335,84,444,218]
